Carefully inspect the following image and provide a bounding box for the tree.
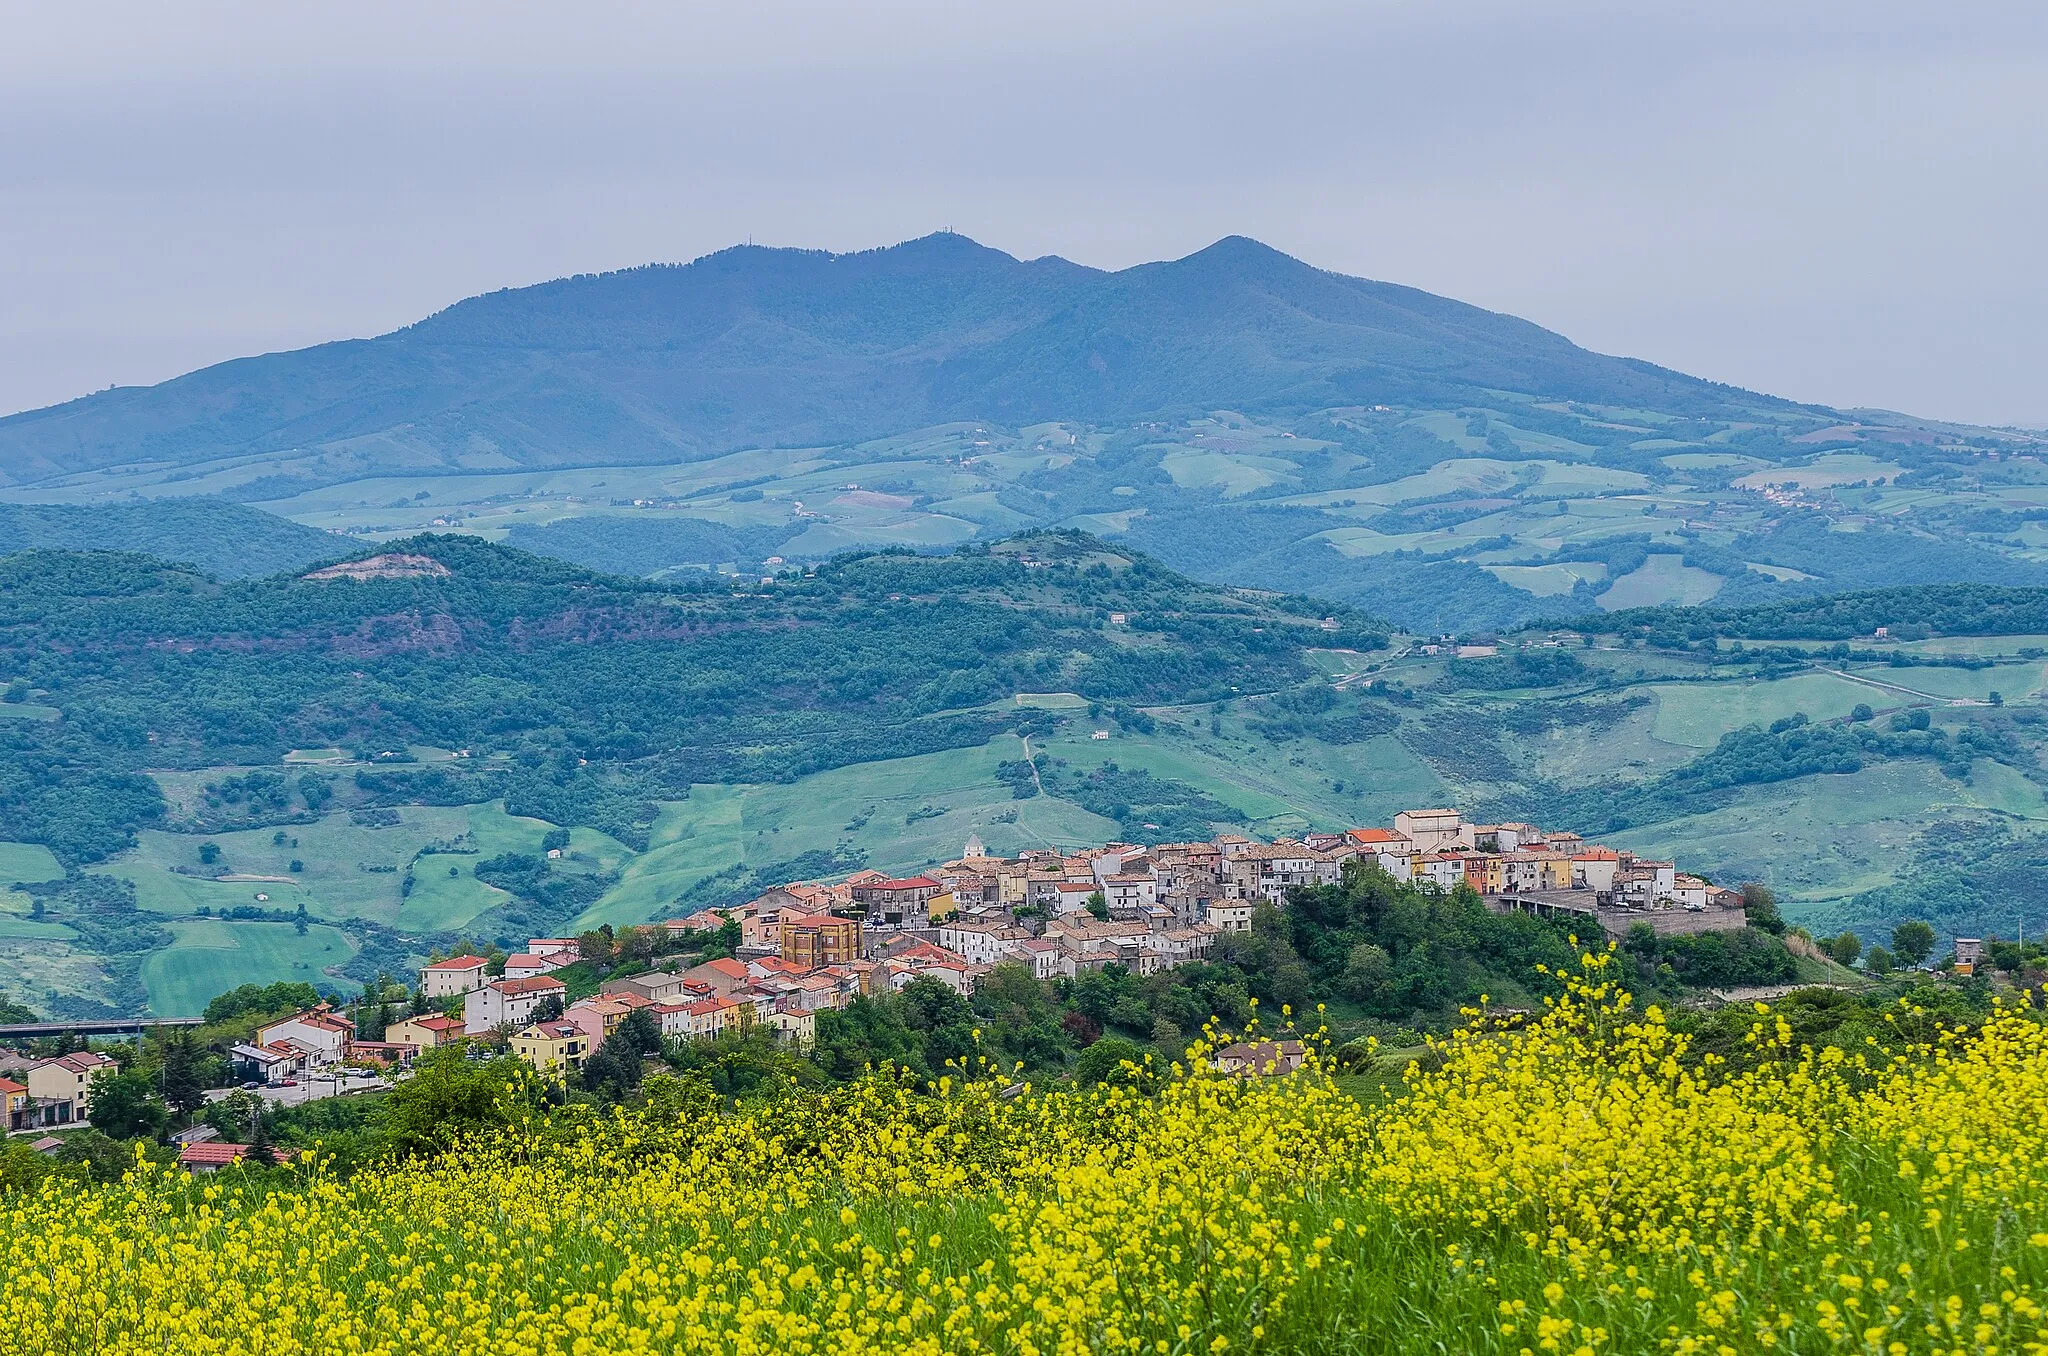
[532,993,565,1024]
[198,842,221,866]
[1739,882,1785,935]
[246,1102,279,1168]
[157,1028,207,1121]
[1850,703,1874,722]
[582,1008,663,1101]
[86,1069,167,1141]
[1072,1035,1158,1092]
[383,1048,543,1158]
[1826,931,1863,968]
[1891,919,1936,967]
[1865,945,1896,976]
[1085,890,1109,921]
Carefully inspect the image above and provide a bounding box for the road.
[205,1071,389,1108]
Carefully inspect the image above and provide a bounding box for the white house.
[254,1009,354,1068]
[463,976,567,1034]
[527,938,580,957]
[1207,901,1253,933]
[419,955,489,999]
[1392,809,1463,854]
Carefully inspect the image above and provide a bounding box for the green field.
[1647,672,1880,748]
[141,919,361,1016]
[0,841,63,885]
[1597,554,1725,610]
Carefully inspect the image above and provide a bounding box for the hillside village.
[216,808,1744,1087]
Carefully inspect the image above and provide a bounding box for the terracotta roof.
[1346,828,1408,845]
[491,976,567,996]
[426,955,489,970]
[0,1077,25,1096]
[1572,848,1621,860]
[779,911,854,929]
[179,1142,299,1167]
[703,958,748,979]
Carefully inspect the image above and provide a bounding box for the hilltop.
[3,234,2040,636]
[0,233,1788,487]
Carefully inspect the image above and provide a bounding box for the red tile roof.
[427,955,490,970]
[491,976,567,996]
[179,1142,299,1168]
[875,876,939,890]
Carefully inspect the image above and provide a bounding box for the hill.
[0,499,345,579]
[0,233,1791,487]
[4,234,2041,635]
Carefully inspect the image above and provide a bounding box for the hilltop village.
[205,808,1745,1087]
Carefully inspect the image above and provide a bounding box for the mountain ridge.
[0,233,1805,487]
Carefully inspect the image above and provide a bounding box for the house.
[502,951,569,979]
[765,1008,816,1045]
[1210,1040,1307,1077]
[385,1014,464,1050]
[561,997,630,1044]
[179,1142,299,1173]
[527,938,580,957]
[229,1042,305,1086]
[780,913,862,969]
[1050,881,1101,916]
[851,876,943,925]
[1392,809,1463,854]
[23,1051,118,1126]
[418,955,490,999]
[1571,849,1621,892]
[254,1008,354,1069]
[1954,937,1985,973]
[1671,874,1713,909]
[462,976,567,1034]
[0,1077,28,1132]
[1415,854,1467,891]
[999,936,1068,980]
[1101,873,1158,915]
[935,920,1029,966]
[1207,901,1253,933]
[601,970,699,1004]
[511,1021,589,1076]
[1344,828,1415,881]
[1226,843,1338,903]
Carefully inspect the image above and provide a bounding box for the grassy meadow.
[4,962,2045,1354]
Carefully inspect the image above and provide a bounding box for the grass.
[140,919,361,1015]
[1596,552,1725,609]
[0,841,63,885]
[1647,671,1879,748]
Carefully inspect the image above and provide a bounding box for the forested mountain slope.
[0,234,1790,485]
[0,500,343,579]
[0,530,1383,867]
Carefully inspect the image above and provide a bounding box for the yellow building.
[510,1021,588,1076]
[386,1015,465,1050]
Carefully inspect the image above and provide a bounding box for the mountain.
[0,234,1797,486]
[0,499,345,578]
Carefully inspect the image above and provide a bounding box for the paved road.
[204,1072,389,1107]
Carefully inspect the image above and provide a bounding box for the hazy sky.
[3,1,2044,427]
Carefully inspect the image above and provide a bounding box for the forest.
[0,531,1384,866]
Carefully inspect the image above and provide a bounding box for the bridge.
[0,1017,204,1040]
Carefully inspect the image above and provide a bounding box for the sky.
[2,1,2044,428]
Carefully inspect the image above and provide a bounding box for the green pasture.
[1732,452,1906,490]
[1484,562,1606,596]
[141,919,361,1016]
[1647,672,1879,748]
[1597,554,1724,609]
[0,841,63,885]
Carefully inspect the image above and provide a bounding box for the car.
[280,1079,297,1087]
[240,1081,262,1090]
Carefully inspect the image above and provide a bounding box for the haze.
[3,0,2044,428]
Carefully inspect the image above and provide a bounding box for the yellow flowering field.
[4,956,2047,1355]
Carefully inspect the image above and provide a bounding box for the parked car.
[280,1079,297,1087]
[241,1080,262,1090]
